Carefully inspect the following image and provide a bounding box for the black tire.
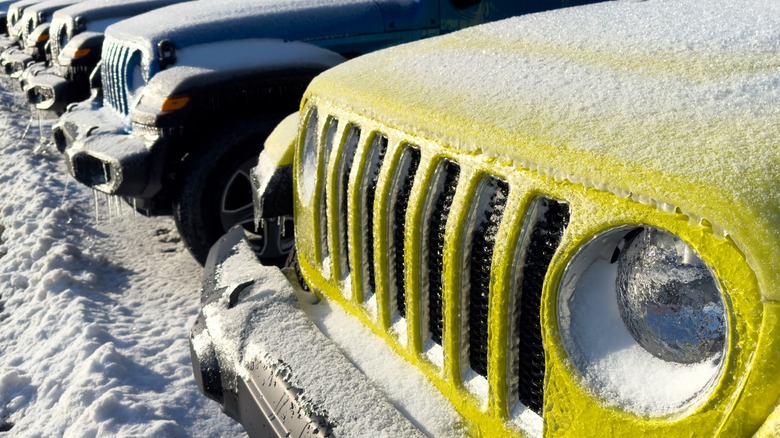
[173,119,294,265]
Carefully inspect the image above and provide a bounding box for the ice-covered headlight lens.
[558,226,727,416]
[616,228,725,364]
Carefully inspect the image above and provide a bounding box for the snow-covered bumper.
[52,102,164,198]
[22,64,68,113]
[0,35,18,52]
[190,227,449,437]
[1,47,32,78]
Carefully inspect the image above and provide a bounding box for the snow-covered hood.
[52,0,190,35]
[104,0,394,62]
[309,0,780,298]
[7,0,46,26]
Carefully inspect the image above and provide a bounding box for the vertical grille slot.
[512,198,570,416]
[50,22,66,64]
[359,134,387,301]
[336,125,360,279]
[423,160,460,346]
[388,146,420,318]
[103,41,118,112]
[319,117,339,266]
[464,176,509,378]
[103,41,132,115]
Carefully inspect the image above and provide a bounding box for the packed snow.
[0,84,243,435]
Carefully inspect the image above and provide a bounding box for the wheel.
[173,120,295,266]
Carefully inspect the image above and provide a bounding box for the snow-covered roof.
[7,0,46,17]
[52,0,189,26]
[105,0,388,56]
[309,0,780,298]
[22,0,86,17]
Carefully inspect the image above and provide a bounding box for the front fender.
[131,39,346,127]
[58,31,104,69]
[251,112,299,220]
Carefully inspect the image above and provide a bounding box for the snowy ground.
[0,83,244,435]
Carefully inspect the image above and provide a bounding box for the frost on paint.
[310,0,780,296]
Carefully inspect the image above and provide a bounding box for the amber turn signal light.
[73,48,91,58]
[161,96,190,112]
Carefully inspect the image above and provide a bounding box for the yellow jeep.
[191,0,780,436]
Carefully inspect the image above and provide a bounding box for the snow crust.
[175,39,346,73]
[0,86,241,435]
[141,39,346,98]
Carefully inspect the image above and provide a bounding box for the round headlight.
[616,228,725,364]
[558,226,727,416]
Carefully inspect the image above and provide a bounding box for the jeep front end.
[191,0,780,436]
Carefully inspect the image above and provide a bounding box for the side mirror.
[158,39,176,69]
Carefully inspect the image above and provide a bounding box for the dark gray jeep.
[53,0,588,265]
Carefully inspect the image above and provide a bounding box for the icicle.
[20,110,34,141]
[93,189,100,222]
[102,163,110,186]
[104,193,112,221]
[132,198,138,218]
[279,217,286,236]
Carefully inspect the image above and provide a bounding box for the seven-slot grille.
[102,39,135,116]
[304,108,570,420]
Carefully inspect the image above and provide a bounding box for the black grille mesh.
[362,134,387,297]
[516,199,569,415]
[468,178,509,377]
[337,126,360,277]
[391,148,420,317]
[427,161,460,345]
[314,111,570,421]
